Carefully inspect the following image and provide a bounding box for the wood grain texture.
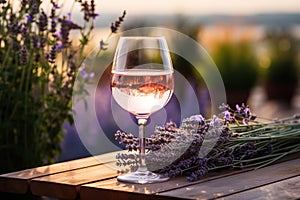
[30,163,118,199]
[0,151,118,194]
[223,175,300,200]
[80,177,187,200]
[1,151,300,199]
[0,177,28,194]
[0,156,98,194]
[79,168,254,200]
[159,158,300,200]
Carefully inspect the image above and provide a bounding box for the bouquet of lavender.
[0,0,125,173]
[115,103,300,182]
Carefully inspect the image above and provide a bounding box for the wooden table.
[0,151,300,200]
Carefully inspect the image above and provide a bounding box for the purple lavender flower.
[56,31,62,39]
[50,9,58,34]
[187,167,208,182]
[79,66,89,80]
[115,127,176,152]
[31,35,40,48]
[236,104,241,113]
[189,115,205,124]
[164,121,178,132]
[12,40,20,51]
[59,16,71,48]
[26,14,33,23]
[66,52,76,78]
[89,0,99,19]
[214,157,230,166]
[34,53,40,62]
[51,0,60,9]
[224,103,257,125]
[224,110,230,121]
[256,144,273,157]
[40,37,46,48]
[244,107,250,118]
[99,39,108,51]
[91,13,99,19]
[57,42,63,51]
[20,46,28,65]
[29,3,39,18]
[59,15,82,48]
[80,0,90,22]
[48,43,57,64]
[77,0,99,21]
[21,24,29,37]
[38,9,48,32]
[89,72,95,78]
[9,22,20,36]
[111,10,126,33]
[67,13,72,25]
[219,103,227,111]
[242,118,249,125]
[210,115,219,126]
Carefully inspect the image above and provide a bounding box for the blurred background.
[60,0,300,161]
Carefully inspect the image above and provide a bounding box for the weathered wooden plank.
[2,150,300,200]
[80,177,195,200]
[223,175,300,200]
[159,158,300,200]
[79,168,254,200]
[79,151,300,200]
[30,162,118,199]
[0,151,118,194]
[81,186,185,200]
[80,176,184,200]
[0,177,28,195]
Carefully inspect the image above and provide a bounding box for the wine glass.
[111,36,174,183]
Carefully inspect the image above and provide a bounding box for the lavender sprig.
[220,103,257,125]
[115,104,300,182]
[111,10,126,33]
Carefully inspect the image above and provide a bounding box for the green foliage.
[212,40,259,91]
[265,29,299,84]
[0,0,97,173]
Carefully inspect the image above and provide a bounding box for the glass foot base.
[117,171,169,184]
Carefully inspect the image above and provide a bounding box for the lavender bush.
[0,0,125,173]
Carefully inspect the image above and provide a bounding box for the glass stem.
[137,118,148,172]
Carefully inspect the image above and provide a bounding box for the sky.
[99,0,300,15]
